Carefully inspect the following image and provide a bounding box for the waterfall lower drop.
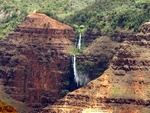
[72,54,90,86]
[73,54,80,86]
[77,32,82,49]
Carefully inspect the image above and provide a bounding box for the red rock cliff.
[40,23,150,113]
[0,100,18,113]
[0,13,75,112]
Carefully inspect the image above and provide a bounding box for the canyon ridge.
[0,11,150,113]
[40,23,150,113]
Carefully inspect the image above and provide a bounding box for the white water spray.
[72,28,90,86]
[77,32,82,49]
[73,54,79,86]
[72,54,90,86]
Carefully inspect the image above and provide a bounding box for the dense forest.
[0,0,149,39]
[66,0,150,35]
[0,0,94,39]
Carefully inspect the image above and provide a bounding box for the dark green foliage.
[0,0,94,39]
[66,0,150,35]
[60,89,69,97]
[77,55,108,80]
[64,81,70,86]
[0,0,149,39]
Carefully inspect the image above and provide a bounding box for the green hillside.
[0,0,94,39]
[0,0,149,39]
[66,0,150,35]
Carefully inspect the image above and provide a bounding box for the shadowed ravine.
[0,12,116,112]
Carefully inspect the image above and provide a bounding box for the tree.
[73,24,85,34]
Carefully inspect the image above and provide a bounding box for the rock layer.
[40,23,150,113]
[77,36,120,80]
[0,13,75,112]
[0,100,18,113]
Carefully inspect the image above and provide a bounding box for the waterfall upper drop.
[77,32,82,49]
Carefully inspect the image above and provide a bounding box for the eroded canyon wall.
[0,13,75,112]
[40,23,150,113]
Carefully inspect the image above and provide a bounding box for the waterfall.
[72,54,90,86]
[72,30,90,86]
[77,32,82,49]
[73,54,79,86]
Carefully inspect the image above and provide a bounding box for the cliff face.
[0,13,75,112]
[40,23,150,113]
[77,36,119,81]
[83,31,100,47]
[0,100,17,113]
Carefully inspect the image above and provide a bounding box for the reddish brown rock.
[139,22,150,33]
[40,23,150,113]
[0,13,75,112]
[0,100,18,113]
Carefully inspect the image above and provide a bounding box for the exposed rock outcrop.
[140,22,150,33]
[40,23,150,113]
[77,36,119,80]
[0,13,75,112]
[84,31,101,47]
[0,100,17,113]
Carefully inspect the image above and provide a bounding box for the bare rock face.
[0,13,75,112]
[84,31,101,47]
[40,23,150,113]
[0,100,18,113]
[139,22,150,33]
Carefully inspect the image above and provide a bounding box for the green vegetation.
[110,85,125,96]
[73,24,85,34]
[60,89,69,96]
[0,0,94,39]
[67,46,79,55]
[64,80,70,86]
[77,56,107,80]
[0,0,149,39]
[66,0,150,35]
